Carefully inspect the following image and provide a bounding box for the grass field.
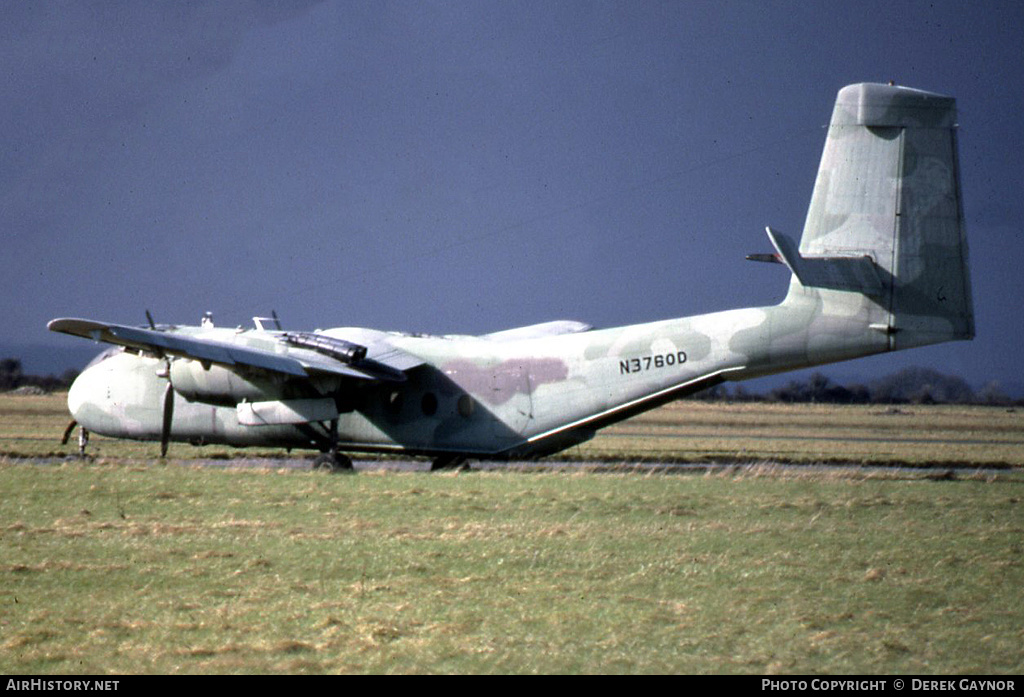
[2,394,1023,674]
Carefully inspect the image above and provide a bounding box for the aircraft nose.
[67,363,105,424]
[67,369,88,422]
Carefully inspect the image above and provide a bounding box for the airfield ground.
[4,393,1024,468]
[1,393,1022,673]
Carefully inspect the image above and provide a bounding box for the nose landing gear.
[61,420,89,457]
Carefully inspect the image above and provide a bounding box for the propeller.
[147,310,175,458]
[61,419,77,445]
[160,380,174,458]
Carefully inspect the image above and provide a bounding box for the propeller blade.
[160,381,174,458]
[61,420,77,445]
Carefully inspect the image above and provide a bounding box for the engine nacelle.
[169,359,284,406]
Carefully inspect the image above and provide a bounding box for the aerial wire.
[218,122,826,324]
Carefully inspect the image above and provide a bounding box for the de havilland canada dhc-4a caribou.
[50,83,974,471]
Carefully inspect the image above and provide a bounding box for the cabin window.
[457,394,474,418]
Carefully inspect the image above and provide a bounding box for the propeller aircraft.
[49,83,974,471]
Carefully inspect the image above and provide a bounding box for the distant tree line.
[692,367,1018,406]
[0,358,79,393]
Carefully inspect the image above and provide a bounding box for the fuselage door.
[489,361,533,439]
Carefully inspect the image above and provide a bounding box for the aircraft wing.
[47,318,412,382]
[483,320,592,341]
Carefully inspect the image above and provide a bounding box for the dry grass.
[574,401,1024,467]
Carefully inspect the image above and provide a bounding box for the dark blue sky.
[3,1,1022,390]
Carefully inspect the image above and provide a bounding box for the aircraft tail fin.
[783,82,974,353]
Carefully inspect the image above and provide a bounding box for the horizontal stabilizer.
[765,227,883,296]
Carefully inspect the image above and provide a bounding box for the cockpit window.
[83,346,125,370]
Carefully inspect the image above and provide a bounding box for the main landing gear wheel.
[313,452,354,473]
[430,455,470,472]
[312,418,354,473]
